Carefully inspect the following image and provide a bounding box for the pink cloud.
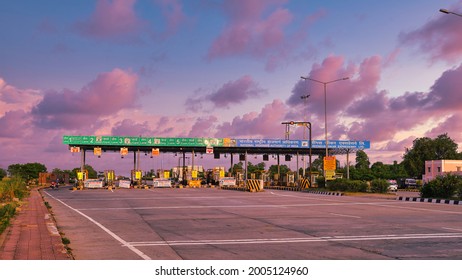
[185,75,266,111]
[426,115,462,144]
[215,99,287,138]
[32,68,139,129]
[74,0,145,40]
[188,116,219,137]
[207,1,293,59]
[336,63,462,147]
[399,2,462,63]
[286,55,462,154]
[111,119,154,136]
[0,78,42,112]
[288,55,382,119]
[0,110,30,138]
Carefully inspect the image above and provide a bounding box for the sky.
[1,0,462,175]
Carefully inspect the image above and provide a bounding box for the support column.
[244,150,248,182]
[230,153,234,176]
[80,148,85,172]
[182,151,186,184]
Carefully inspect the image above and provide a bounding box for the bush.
[0,176,29,202]
[421,174,462,199]
[316,176,325,188]
[327,178,368,193]
[0,202,17,234]
[327,178,348,191]
[370,179,389,193]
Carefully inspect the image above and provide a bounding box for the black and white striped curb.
[304,191,344,196]
[397,197,461,205]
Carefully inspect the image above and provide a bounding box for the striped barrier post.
[299,178,310,189]
[246,179,264,192]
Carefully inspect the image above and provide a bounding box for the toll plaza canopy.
[62,135,370,156]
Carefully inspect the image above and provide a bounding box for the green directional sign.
[63,135,224,147]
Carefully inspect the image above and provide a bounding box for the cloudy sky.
[1,0,462,174]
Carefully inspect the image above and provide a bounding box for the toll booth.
[284,172,295,187]
[158,169,170,179]
[131,169,143,188]
[235,171,244,187]
[261,172,271,186]
[273,173,280,186]
[105,170,115,188]
[310,172,320,188]
[212,167,225,185]
[75,170,88,190]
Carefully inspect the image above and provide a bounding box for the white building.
[423,160,462,183]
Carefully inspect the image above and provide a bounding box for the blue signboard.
[63,135,370,149]
[235,139,305,148]
[310,140,370,149]
[235,139,370,149]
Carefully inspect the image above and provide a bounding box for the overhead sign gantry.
[63,135,370,184]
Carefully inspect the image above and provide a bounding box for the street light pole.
[300,76,349,157]
[440,8,462,17]
[300,94,310,178]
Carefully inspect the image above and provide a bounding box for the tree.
[268,164,291,177]
[311,156,323,172]
[402,134,459,178]
[7,163,47,181]
[371,162,388,179]
[355,150,370,170]
[72,165,97,179]
[0,168,6,180]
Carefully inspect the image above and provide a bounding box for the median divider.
[397,196,461,205]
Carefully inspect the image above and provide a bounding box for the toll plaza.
[63,135,370,190]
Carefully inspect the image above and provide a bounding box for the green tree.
[230,162,244,174]
[402,134,459,178]
[7,163,47,181]
[0,168,6,180]
[311,156,323,172]
[370,162,393,179]
[268,164,291,177]
[355,150,370,170]
[72,165,97,179]
[390,161,408,180]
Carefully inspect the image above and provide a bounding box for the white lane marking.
[126,232,462,247]
[443,227,462,232]
[75,201,401,211]
[54,196,254,201]
[329,212,361,219]
[44,191,152,260]
[372,203,462,215]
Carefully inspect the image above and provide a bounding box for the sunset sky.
[1,0,462,175]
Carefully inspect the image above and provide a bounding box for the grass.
[0,202,17,234]
[0,177,29,235]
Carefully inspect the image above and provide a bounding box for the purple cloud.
[32,68,139,129]
[400,2,462,63]
[186,75,266,111]
[74,0,145,41]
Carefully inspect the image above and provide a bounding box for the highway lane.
[43,187,462,260]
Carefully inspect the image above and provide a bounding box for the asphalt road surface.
[43,187,462,260]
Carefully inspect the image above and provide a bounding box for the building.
[423,160,462,183]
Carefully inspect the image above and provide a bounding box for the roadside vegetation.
[420,174,462,200]
[0,176,29,234]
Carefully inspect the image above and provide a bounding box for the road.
[43,187,462,260]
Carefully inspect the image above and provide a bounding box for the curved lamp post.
[439,8,462,17]
[300,76,349,157]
